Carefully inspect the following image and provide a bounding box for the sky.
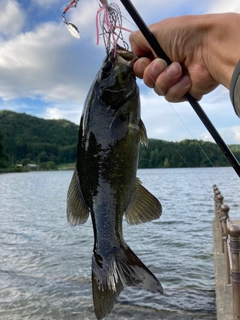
[0,0,240,144]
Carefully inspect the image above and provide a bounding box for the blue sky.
[0,0,240,143]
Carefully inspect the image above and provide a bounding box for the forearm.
[203,13,240,89]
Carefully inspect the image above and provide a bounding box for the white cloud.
[231,126,240,142]
[39,104,81,124]
[0,0,240,145]
[218,126,240,144]
[34,0,60,7]
[0,18,103,103]
[0,0,25,36]
[208,0,240,12]
[138,82,240,144]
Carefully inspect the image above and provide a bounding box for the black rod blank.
[120,0,240,177]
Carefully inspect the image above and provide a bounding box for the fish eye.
[102,61,112,73]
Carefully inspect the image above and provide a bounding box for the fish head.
[101,45,137,76]
[98,46,138,109]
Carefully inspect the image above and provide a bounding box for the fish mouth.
[116,45,137,65]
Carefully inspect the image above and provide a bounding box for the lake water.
[1,167,240,320]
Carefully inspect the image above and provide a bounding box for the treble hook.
[62,0,80,39]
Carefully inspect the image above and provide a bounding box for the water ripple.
[1,168,237,319]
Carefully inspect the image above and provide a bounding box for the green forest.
[0,110,78,172]
[0,110,240,172]
[139,139,240,168]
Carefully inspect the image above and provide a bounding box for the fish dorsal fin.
[139,119,148,147]
[125,178,162,225]
[67,168,89,226]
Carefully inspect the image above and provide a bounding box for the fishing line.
[60,0,224,194]
[119,0,240,178]
[95,3,230,173]
[144,92,217,196]
[167,102,216,168]
[109,4,218,193]
[134,52,218,193]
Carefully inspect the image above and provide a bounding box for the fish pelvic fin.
[92,244,163,320]
[67,168,89,226]
[125,178,162,225]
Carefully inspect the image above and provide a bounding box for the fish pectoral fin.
[139,118,148,147]
[67,168,89,226]
[108,107,129,145]
[125,178,162,225]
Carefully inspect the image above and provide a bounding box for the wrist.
[204,13,240,89]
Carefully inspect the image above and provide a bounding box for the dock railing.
[213,184,240,320]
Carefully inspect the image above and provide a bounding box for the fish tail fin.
[92,244,163,320]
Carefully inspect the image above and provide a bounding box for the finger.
[133,57,151,79]
[162,76,192,102]
[129,30,152,56]
[143,59,168,88]
[152,62,183,95]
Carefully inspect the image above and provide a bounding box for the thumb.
[129,30,154,57]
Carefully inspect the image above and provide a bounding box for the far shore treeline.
[0,110,240,172]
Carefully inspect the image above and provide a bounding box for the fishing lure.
[96,2,130,54]
[62,0,131,55]
[62,0,80,39]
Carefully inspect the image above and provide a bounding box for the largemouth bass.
[67,46,163,320]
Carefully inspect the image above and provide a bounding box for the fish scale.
[67,45,163,320]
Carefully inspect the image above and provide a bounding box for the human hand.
[129,13,239,102]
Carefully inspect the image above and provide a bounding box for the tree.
[0,130,11,169]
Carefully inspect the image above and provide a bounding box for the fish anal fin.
[125,178,162,225]
[67,168,89,226]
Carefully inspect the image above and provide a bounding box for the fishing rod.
[119,0,240,178]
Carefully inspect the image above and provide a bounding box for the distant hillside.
[139,138,240,168]
[0,110,239,170]
[0,110,78,168]
[0,129,11,171]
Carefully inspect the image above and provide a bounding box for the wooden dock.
[212,185,240,320]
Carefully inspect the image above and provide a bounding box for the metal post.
[221,204,230,284]
[214,189,221,221]
[213,186,218,220]
[219,202,227,253]
[217,194,224,240]
[228,224,240,320]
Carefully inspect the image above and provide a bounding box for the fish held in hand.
[67,45,163,320]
